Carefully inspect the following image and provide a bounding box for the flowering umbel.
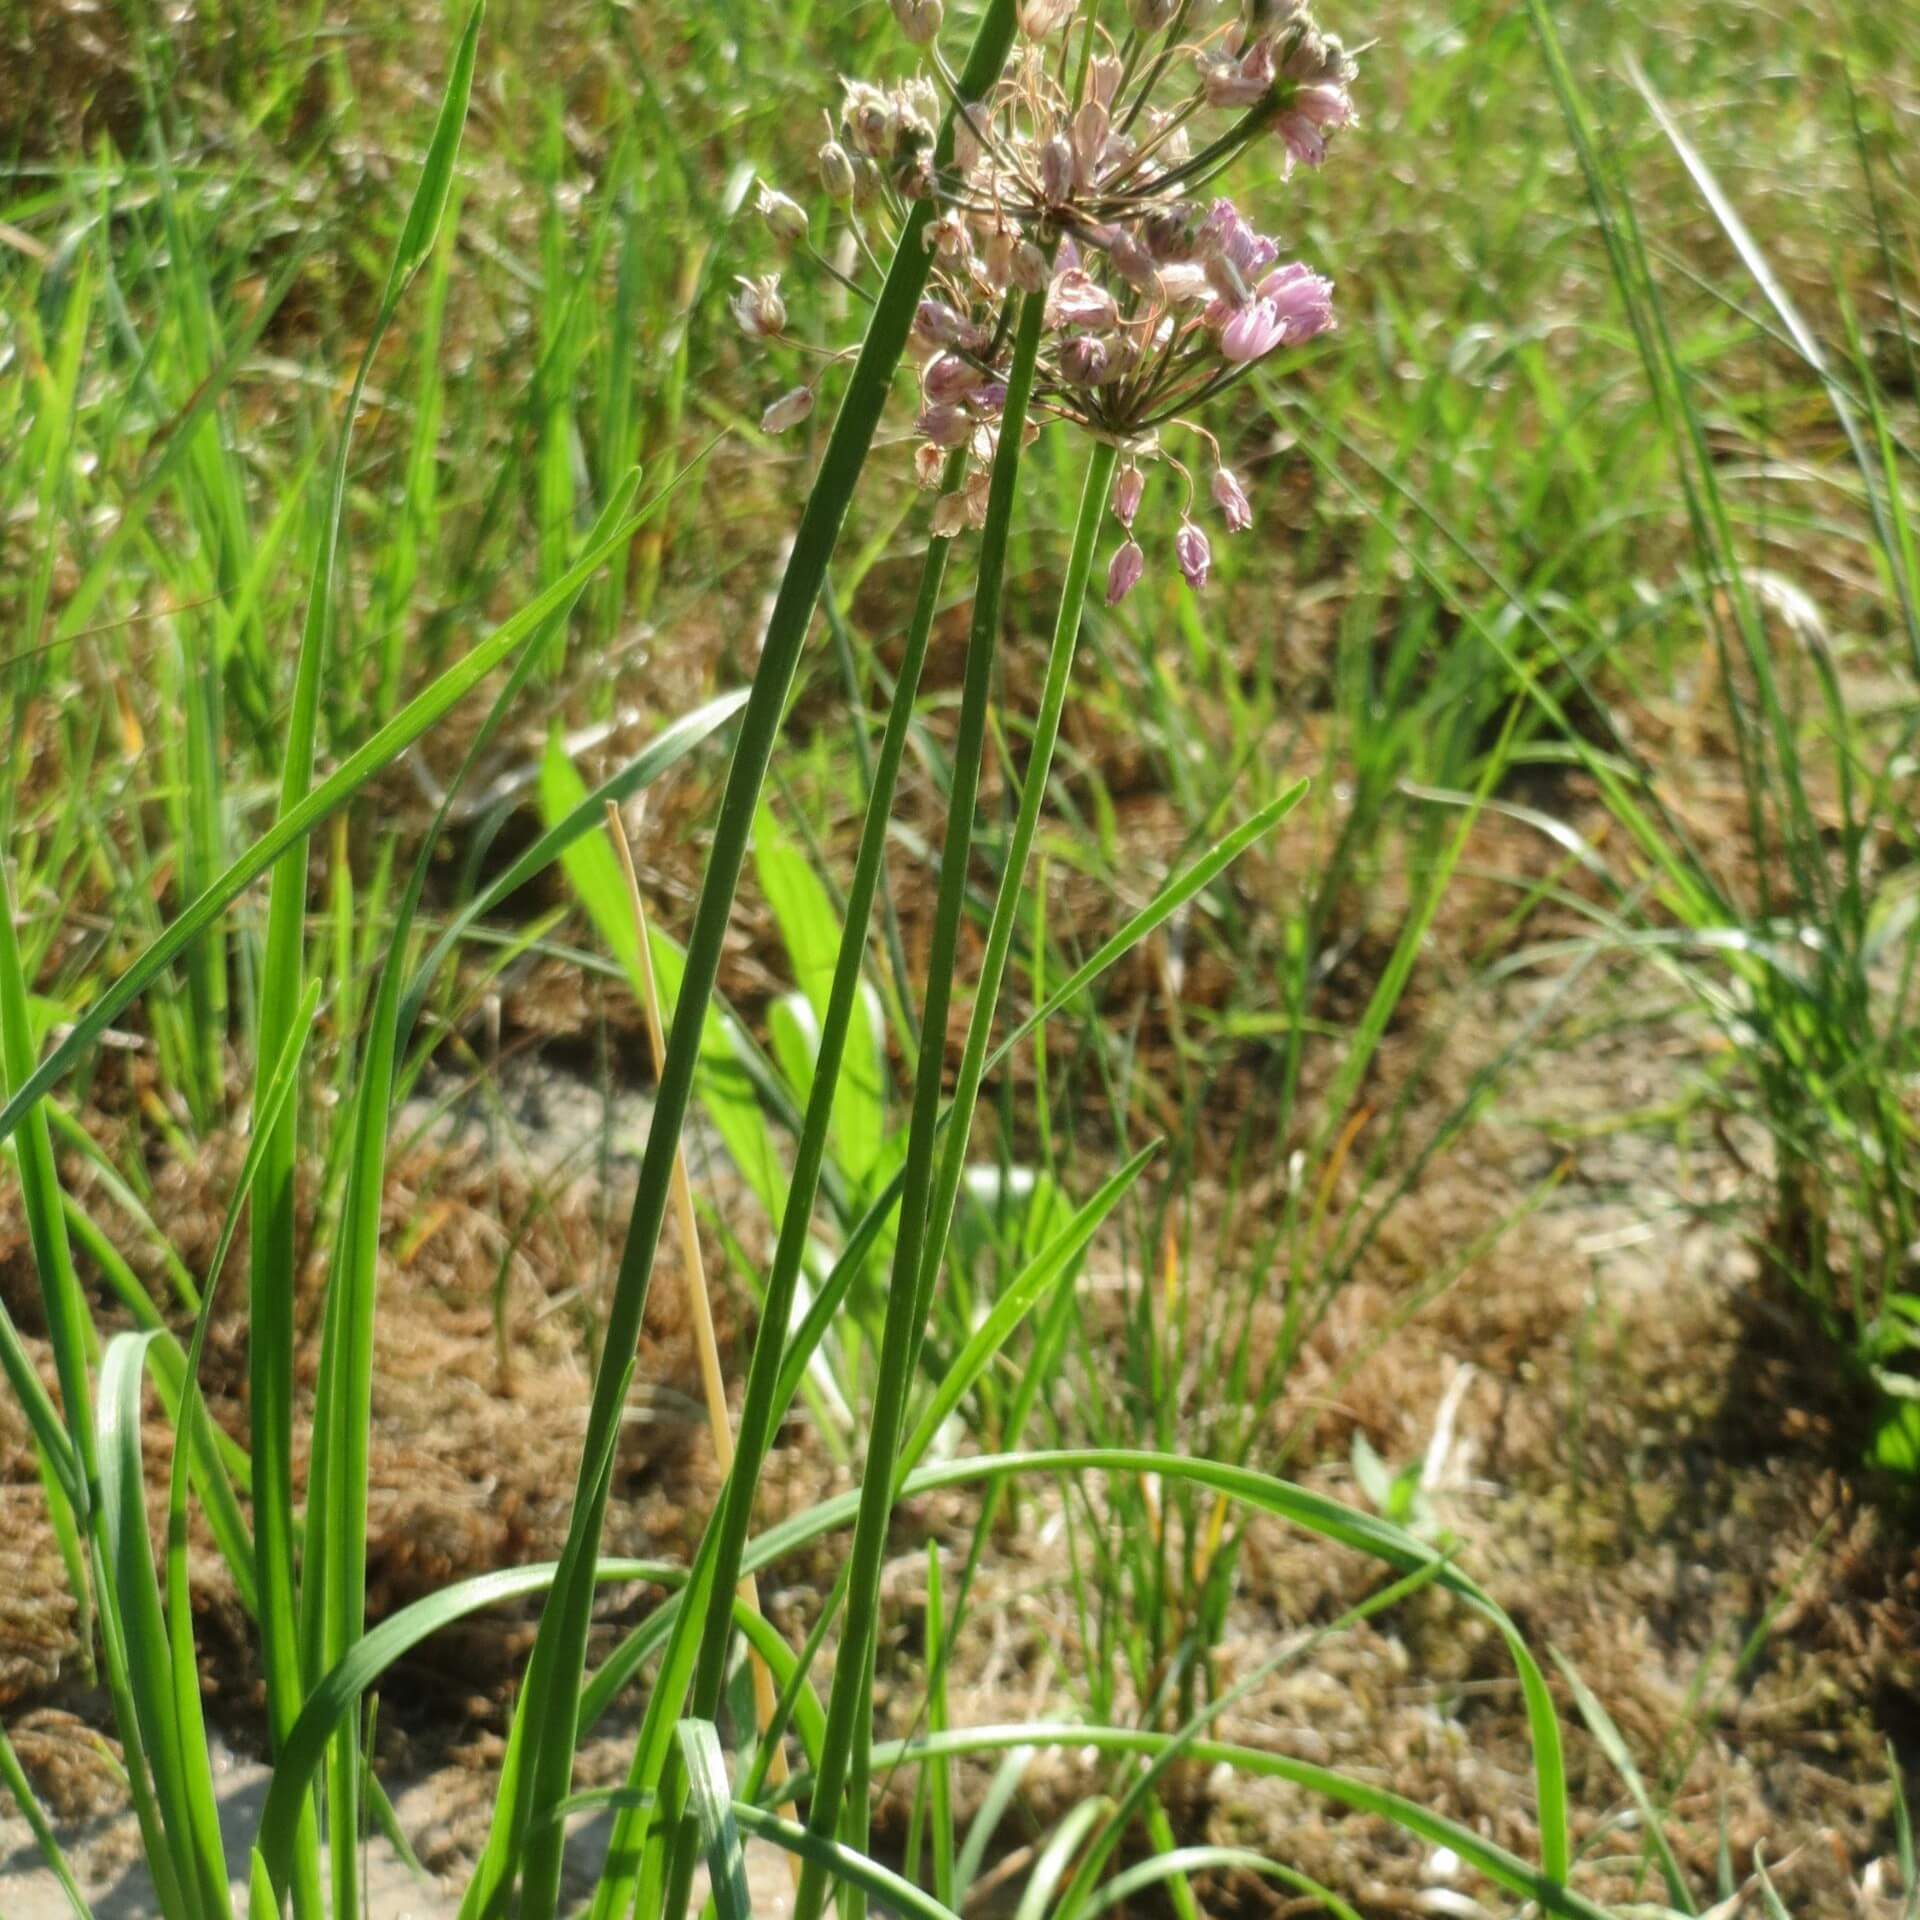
[735,0,1362,592]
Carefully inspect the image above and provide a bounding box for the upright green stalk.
[788,290,1054,1920]
[902,440,1118,1396]
[492,11,1020,1915]
[576,452,969,1920]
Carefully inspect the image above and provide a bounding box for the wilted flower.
[932,491,972,536]
[1198,40,1274,109]
[891,0,942,42]
[761,386,814,434]
[1211,467,1252,532]
[1018,0,1078,36]
[1106,540,1145,605]
[756,184,808,244]
[730,274,787,339]
[1175,519,1211,589]
[1114,465,1145,529]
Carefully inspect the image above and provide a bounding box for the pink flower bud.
[917,403,973,448]
[1211,467,1252,532]
[1043,267,1118,333]
[1059,335,1112,386]
[1038,132,1075,205]
[1088,54,1124,106]
[1106,540,1145,606]
[915,299,984,351]
[1113,465,1144,530]
[1217,292,1299,363]
[1259,262,1336,341]
[729,274,787,339]
[1011,239,1050,294]
[923,353,984,404]
[1128,0,1178,30]
[760,386,814,435]
[1175,519,1211,590]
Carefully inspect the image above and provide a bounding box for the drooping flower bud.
[931,491,971,537]
[761,387,814,434]
[1038,132,1075,205]
[925,211,973,263]
[1088,53,1125,106]
[1043,268,1119,332]
[1142,200,1206,264]
[850,155,883,208]
[1211,466,1253,532]
[891,0,943,41]
[915,299,985,351]
[1128,0,1179,31]
[1113,465,1145,530]
[1106,540,1145,606]
[1059,335,1112,386]
[1010,239,1050,295]
[1106,229,1161,295]
[1071,100,1110,190]
[730,274,787,339]
[1260,261,1335,340]
[1175,518,1212,590]
[817,139,856,198]
[917,403,974,448]
[915,442,948,490]
[923,353,985,404]
[1018,0,1078,36]
[756,184,809,245]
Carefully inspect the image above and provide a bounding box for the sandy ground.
[2,957,1913,1916]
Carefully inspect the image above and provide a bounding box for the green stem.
[902,439,1118,1401]
[580,446,970,1920]
[790,288,1052,1920]
[495,10,1021,1915]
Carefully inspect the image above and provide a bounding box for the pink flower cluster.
[736,0,1362,598]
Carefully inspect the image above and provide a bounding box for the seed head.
[730,274,787,339]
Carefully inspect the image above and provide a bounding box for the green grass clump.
[1,0,1916,1914]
